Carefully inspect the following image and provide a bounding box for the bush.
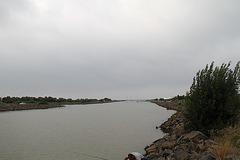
[184,62,240,135]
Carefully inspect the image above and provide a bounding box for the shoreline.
[0,100,121,112]
[149,100,185,135]
[144,100,217,160]
[0,103,64,112]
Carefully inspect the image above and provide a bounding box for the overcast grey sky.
[0,0,239,100]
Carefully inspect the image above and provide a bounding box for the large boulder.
[173,149,190,160]
[199,151,216,160]
[146,152,161,160]
[182,131,208,143]
[162,149,173,157]
[145,144,157,154]
[162,141,176,150]
[154,138,166,148]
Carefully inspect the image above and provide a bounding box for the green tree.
[103,98,111,102]
[2,96,14,103]
[184,62,240,135]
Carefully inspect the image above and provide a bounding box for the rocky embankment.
[152,101,185,112]
[144,101,239,160]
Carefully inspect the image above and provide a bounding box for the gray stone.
[146,152,161,160]
[154,138,166,148]
[145,144,157,154]
[163,134,171,141]
[144,145,150,150]
[163,149,173,157]
[183,131,208,143]
[153,138,165,143]
[162,141,176,150]
[177,135,184,144]
[173,149,189,160]
[171,133,178,141]
[199,151,216,160]
[189,151,201,160]
[187,142,200,153]
[224,151,240,160]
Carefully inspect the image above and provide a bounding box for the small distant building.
[19,102,26,105]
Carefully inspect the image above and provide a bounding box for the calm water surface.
[0,101,175,160]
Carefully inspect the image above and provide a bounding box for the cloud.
[0,0,239,99]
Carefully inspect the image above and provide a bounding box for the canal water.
[0,101,175,160]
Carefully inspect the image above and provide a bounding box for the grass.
[210,121,240,160]
[210,140,235,160]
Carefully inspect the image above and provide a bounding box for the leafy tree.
[2,96,14,103]
[103,98,112,101]
[184,62,240,135]
[57,98,66,103]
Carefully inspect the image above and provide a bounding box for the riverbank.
[144,100,240,160]
[0,103,64,112]
[0,100,121,112]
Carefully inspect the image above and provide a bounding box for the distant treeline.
[154,95,185,101]
[153,95,186,107]
[0,96,112,104]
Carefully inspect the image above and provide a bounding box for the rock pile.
[159,111,184,134]
[144,130,217,160]
[145,101,240,160]
[152,101,184,111]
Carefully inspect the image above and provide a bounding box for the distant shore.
[0,100,121,112]
[0,103,64,112]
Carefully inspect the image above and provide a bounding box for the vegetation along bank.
[144,62,240,160]
[0,96,115,112]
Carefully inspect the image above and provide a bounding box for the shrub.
[184,62,240,135]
